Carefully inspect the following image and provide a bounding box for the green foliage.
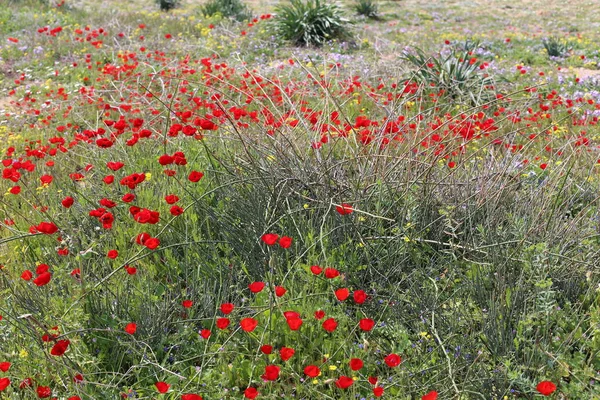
[543,37,571,57]
[402,45,496,105]
[200,0,251,22]
[272,0,351,47]
[156,0,179,11]
[354,0,379,19]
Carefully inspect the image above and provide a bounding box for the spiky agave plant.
[200,0,251,22]
[272,0,351,47]
[402,47,496,106]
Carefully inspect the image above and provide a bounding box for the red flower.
[536,381,557,396]
[349,358,364,371]
[260,344,273,354]
[35,221,58,234]
[107,161,124,171]
[310,265,323,275]
[240,318,258,332]
[0,377,9,391]
[73,373,84,383]
[182,300,193,308]
[275,286,287,297]
[33,272,52,287]
[165,194,179,204]
[261,233,279,245]
[422,391,438,400]
[144,237,160,249]
[37,386,52,398]
[353,290,367,304]
[373,387,384,397]
[286,316,303,331]
[335,203,353,215]
[279,236,292,248]
[19,377,33,389]
[50,340,70,356]
[216,318,230,330]
[155,381,170,393]
[248,281,265,293]
[21,270,33,281]
[261,365,280,381]
[335,376,354,389]
[244,387,258,399]
[335,288,349,301]
[368,376,378,385]
[0,362,10,372]
[359,318,375,331]
[107,249,118,259]
[322,318,338,332]
[199,329,211,339]
[188,171,204,182]
[304,365,320,378]
[124,323,137,335]
[324,267,340,279]
[125,266,137,275]
[384,353,401,368]
[314,310,325,320]
[280,347,295,361]
[182,395,203,400]
[220,303,234,314]
[62,196,74,208]
[170,205,184,216]
[68,397,82,400]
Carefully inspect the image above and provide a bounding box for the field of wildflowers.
[1,0,599,398]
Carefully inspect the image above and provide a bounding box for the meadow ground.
[0,0,599,399]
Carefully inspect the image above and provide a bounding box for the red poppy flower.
[106,249,118,259]
[220,303,234,314]
[536,381,557,396]
[336,203,353,215]
[182,395,203,400]
[155,381,170,393]
[349,358,363,371]
[279,236,292,248]
[68,397,82,400]
[240,318,258,332]
[384,353,401,367]
[422,391,438,400]
[182,300,193,308]
[248,281,265,293]
[36,264,49,274]
[359,318,375,331]
[165,194,179,204]
[261,233,279,245]
[124,323,137,335]
[216,318,230,330]
[0,377,9,391]
[33,272,52,287]
[275,286,287,297]
[62,196,74,208]
[0,362,10,372]
[244,387,258,399]
[37,385,52,398]
[373,387,384,397]
[280,347,295,361]
[19,377,33,389]
[188,171,204,182]
[35,222,58,234]
[353,290,367,304]
[73,374,84,383]
[335,376,354,389]
[107,161,124,171]
[199,329,211,339]
[122,193,135,203]
[125,266,137,275]
[324,268,340,279]
[310,265,323,275]
[144,237,160,249]
[50,339,70,356]
[286,316,303,330]
[21,270,33,281]
[304,365,320,378]
[322,318,338,332]
[261,365,280,381]
[335,288,349,301]
[368,376,378,385]
[260,344,273,354]
[9,186,20,195]
[170,205,184,216]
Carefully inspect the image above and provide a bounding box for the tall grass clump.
[200,0,251,21]
[355,0,379,19]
